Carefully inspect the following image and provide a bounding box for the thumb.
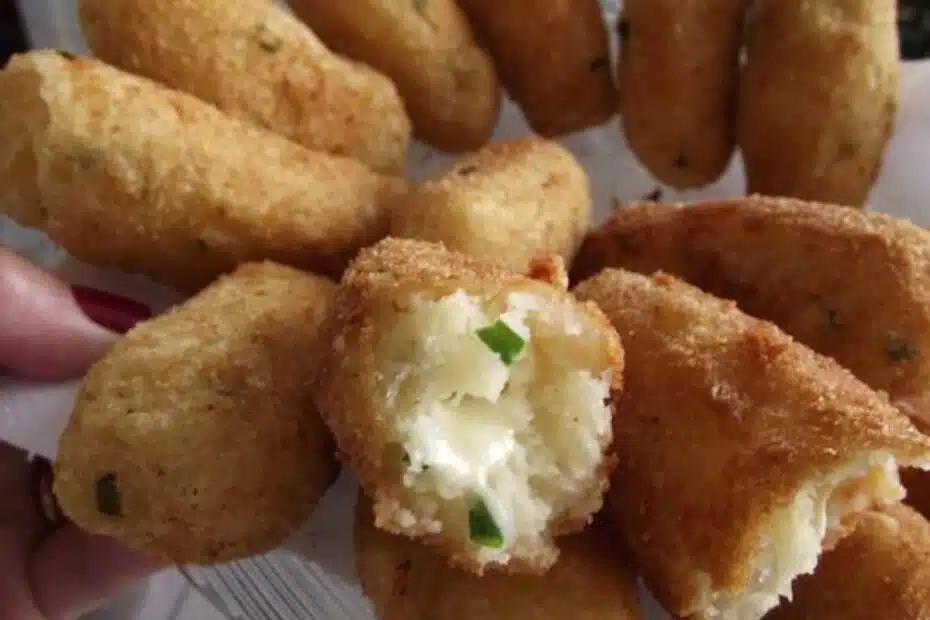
[0,250,151,380]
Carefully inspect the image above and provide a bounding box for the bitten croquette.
[316,238,623,575]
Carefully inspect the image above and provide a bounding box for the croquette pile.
[1,0,928,619]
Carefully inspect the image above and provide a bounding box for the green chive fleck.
[68,145,103,170]
[56,50,77,61]
[258,37,282,53]
[826,309,844,329]
[617,18,630,39]
[413,0,426,13]
[589,56,608,72]
[468,498,503,548]
[888,339,919,363]
[255,25,283,53]
[95,473,122,517]
[477,320,525,365]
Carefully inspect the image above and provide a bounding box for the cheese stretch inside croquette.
[704,454,906,619]
[375,289,613,568]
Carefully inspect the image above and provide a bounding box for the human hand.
[0,248,161,620]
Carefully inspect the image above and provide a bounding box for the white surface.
[6,1,930,619]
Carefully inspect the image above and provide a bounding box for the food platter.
[5,1,930,619]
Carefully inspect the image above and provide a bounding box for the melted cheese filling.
[700,453,906,620]
[377,290,613,567]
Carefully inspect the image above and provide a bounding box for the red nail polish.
[71,286,152,334]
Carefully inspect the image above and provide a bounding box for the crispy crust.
[572,197,930,425]
[289,0,500,152]
[764,504,930,620]
[54,262,340,564]
[573,268,930,617]
[618,0,746,189]
[77,0,411,173]
[355,497,644,620]
[738,0,898,206]
[0,51,405,293]
[457,0,616,136]
[315,238,623,574]
[389,137,591,273]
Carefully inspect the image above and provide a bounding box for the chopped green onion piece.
[476,320,525,365]
[888,339,918,363]
[95,473,122,517]
[468,498,503,548]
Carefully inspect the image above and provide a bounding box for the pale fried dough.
[389,137,591,272]
[457,0,616,137]
[289,0,500,152]
[618,0,746,188]
[78,0,411,173]
[0,51,405,293]
[54,262,340,564]
[739,0,899,206]
[574,269,930,620]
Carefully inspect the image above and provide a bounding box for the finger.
[0,250,151,380]
[0,444,42,620]
[29,526,166,620]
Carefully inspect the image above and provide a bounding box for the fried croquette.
[355,498,643,620]
[572,197,930,425]
[77,0,411,174]
[764,504,930,620]
[288,0,500,152]
[456,0,616,137]
[0,51,405,293]
[388,137,591,273]
[739,0,899,206]
[53,262,340,565]
[617,0,746,189]
[573,269,930,620]
[316,238,623,575]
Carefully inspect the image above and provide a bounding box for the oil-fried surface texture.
[457,0,616,136]
[739,0,899,206]
[355,498,643,620]
[289,0,499,152]
[618,0,746,189]
[574,269,930,618]
[54,263,340,564]
[78,0,411,173]
[315,238,623,574]
[572,197,930,426]
[389,137,591,272]
[0,51,405,293]
[764,504,930,620]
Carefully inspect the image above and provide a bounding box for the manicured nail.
[30,456,70,531]
[70,286,152,334]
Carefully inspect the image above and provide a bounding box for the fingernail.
[70,286,152,335]
[30,456,70,531]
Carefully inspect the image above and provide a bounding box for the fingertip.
[29,527,166,620]
[0,250,149,379]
